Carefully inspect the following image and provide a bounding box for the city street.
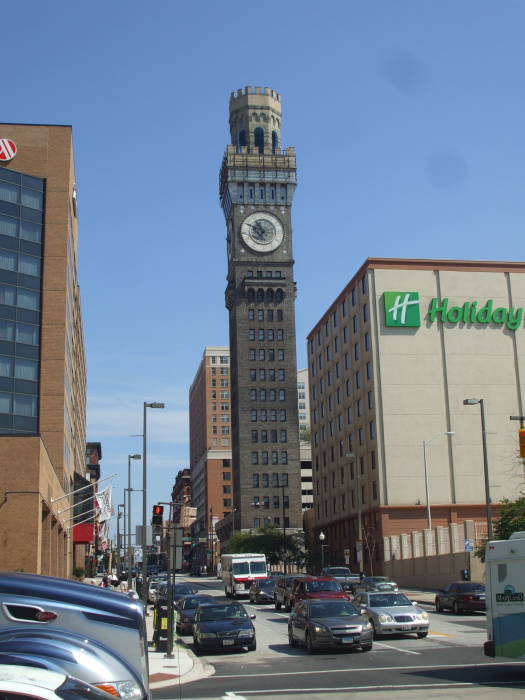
[152,578,525,699]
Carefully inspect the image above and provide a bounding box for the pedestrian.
[99,575,110,588]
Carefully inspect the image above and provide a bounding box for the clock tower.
[220,86,302,535]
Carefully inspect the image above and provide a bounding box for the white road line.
[373,640,420,655]
[222,680,525,695]
[212,660,524,679]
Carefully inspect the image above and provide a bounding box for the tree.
[223,528,304,566]
[299,427,311,443]
[475,496,525,562]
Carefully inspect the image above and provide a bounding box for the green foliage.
[475,497,525,562]
[299,427,311,443]
[223,528,304,566]
[72,566,85,579]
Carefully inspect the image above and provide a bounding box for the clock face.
[240,212,284,253]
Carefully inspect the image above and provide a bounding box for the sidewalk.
[145,605,213,690]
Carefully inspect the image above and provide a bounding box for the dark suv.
[274,574,306,611]
[288,576,350,610]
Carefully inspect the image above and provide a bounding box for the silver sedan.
[353,591,429,638]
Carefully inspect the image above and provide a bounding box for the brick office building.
[0,124,87,576]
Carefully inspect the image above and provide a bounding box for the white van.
[484,531,525,660]
[221,553,267,598]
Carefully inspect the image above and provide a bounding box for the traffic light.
[151,504,164,526]
[519,429,525,458]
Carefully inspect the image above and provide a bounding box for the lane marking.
[211,660,525,679]
[222,680,525,695]
[373,641,420,655]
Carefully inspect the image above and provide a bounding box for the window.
[223,485,231,494]
[270,408,277,422]
[277,329,284,340]
[221,426,229,434]
[251,452,258,465]
[250,388,256,400]
[277,349,284,361]
[249,328,255,340]
[354,343,360,361]
[357,399,363,417]
[366,362,372,380]
[372,481,378,500]
[251,430,258,443]
[279,409,286,422]
[259,389,266,401]
[258,328,265,341]
[248,309,255,320]
[220,391,229,399]
[334,336,339,353]
[269,389,276,401]
[223,472,231,480]
[280,429,287,442]
[277,309,283,321]
[261,430,268,443]
[261,451,268,464]
[361,276,368,294]
[223,499,231,507]
[353,315,358,333]
[260,409,267,422]
[369,420,376,439]
[262,473,269,488]
[268,369,275,381]
[259,369,266,381]
[278,369,285,382]
[254,127,265,153]
[368,391,374,409]
[356,371,361,389]
[371,451,376,469]
[267,329,274,341]
[271,451,278,465]
[281,451,288,464]
[258,309,264,321]
[259,349,265,361]
[267,309,274,321]
[358,427,364,445]
[263,496,270,509]
[273,495,280,509]
[364,332,370,351]
[363,303,369,322]
[251,409,257,422]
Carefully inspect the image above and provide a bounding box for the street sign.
[0,139,16,161]
[464,538,474,552]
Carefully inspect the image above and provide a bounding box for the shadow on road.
[406,663,525,689]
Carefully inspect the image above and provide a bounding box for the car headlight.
[95,681,142,700]
[313,624,329,634]
[378,614,394,623]
[417,611,429,620]
[199,632,217,639]
[238,629,254,637]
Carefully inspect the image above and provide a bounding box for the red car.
[288,576,350,611]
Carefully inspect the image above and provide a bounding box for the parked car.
[0,664,116,700]
[356,576,398,593]
[288,599,373,653]
[147,579,163,604]
[193,602,256,653]
[435,582,486,614]
[175,594,215,635]
[353,591,429,638]
[0,572,149,700]
[288,577,351,611]
[156,582,199,605]
[248,578,275,604]
[274,574,307,611]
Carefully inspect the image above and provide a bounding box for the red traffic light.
[519,429,525,458]
[152,504,164,526]
[153,505,164,516]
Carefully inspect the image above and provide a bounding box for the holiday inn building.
[307,258,525,572]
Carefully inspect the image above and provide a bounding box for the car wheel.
[361,642,372,652]
[417,631,428,638]
[288,626,296,647]
[247,640,256,651]
[305,631,315,654]
[435,599,443,613]
[453,601,461,614]
[275,598,282,610]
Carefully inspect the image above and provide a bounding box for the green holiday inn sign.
[383,292,523,331]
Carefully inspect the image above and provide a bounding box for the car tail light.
[461,595,474,601]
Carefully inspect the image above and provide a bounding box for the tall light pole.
[463,398,493,539]
[127,453,141,589]
[142,402,165,608]
[319,531,326,571]
[422,432,455,530]
[281,483,288,575]
[116,504,124,576]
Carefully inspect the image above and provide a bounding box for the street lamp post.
[319,531,326,571]
[281,484,287,576]
[422,432,455,530]
[127,454,141,590]
[116,504,124,576]
[463,398,493,539]
[142,402,165,609]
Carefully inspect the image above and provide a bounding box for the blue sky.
[4,1,524,537]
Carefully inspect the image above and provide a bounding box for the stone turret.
[229,86,282,154]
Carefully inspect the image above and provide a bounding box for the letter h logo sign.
[384,292,421,327]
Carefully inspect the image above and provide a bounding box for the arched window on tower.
[266,288,274,303]
[237,130,247,153]
[256,288,265,303]
[247,288,255,303]
[254,127,265,154]
[275,288,284,303]
[272,131,278,154]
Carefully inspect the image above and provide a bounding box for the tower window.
[237,130,247,152]
[272,131,278,153]
[254,127,265,153]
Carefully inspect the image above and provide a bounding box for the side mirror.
[360,608,366,615]
[250,614,256,619]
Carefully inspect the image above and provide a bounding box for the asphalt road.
[152,577,525,700]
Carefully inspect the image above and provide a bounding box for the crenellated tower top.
[228,85,283,154]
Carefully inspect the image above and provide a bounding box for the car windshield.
[369,593,412,607]
[459,583,485,592]
[369,577,390,583]
[182,596,212,609]
[326,568,351,576]
[309,601,359,617]
[175,584,196,594]
[306,580,341,592]
[198,605,248,621]
[259,580,275,590]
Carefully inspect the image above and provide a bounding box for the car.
[288,576,351,611]
[435,581,486,614]
[273,574,307,611]
[156,582,199,605]
[147,579,163,604]
[248,577,275,604]
[175,594,216,635]
[193,602,256,653]
[321,567,361,586]
[356,576,398,593]
[0,664,116,700]
[353,591,429,638]
[288,599,373,653]
[0,572,149,700]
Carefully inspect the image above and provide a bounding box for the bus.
[484,531,525,660]
[221,553,267,598]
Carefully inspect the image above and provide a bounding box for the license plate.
[342,636,356,644]
[222,639,235,646]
